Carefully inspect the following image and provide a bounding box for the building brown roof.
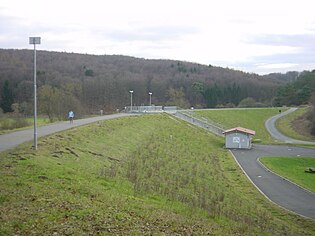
[222,127,256,135]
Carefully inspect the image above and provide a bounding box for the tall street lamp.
[29,37,41,150]
[149,92,152,106]
[129,90,134,112]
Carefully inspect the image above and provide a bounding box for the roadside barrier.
[174,111,224,136]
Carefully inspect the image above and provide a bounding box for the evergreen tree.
[274,71,314,106]
[204,86,217,108]
[296,85,311,104]
[0,80,14,112]
[231,83,241,105]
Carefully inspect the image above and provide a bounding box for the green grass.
[25,117,52,125]
[1,113,314,235]
[276,107,315,142]
[0,117,31,132]
[0,117,51,134]
[195,108,287,143]
[260,157,315,192]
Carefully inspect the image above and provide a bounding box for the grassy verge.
[276,107,315,142]
[1,114,314,235]
[0,117,51,134]
[0,117,31,133]
[195,108,286,143]
[260,157,315,193]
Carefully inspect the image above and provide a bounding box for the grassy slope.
[260,157,315,193]
[1,114,314,235]
[276,107,315,142]
[195,108,286,143]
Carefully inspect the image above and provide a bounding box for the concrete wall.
[225,132,251,149]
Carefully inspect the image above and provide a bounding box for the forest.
[0,49,313,121]
[273,70,315,134]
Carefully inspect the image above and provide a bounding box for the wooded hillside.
[273,70,315,135]
[0,49,289,118]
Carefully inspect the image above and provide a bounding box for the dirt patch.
[292,115,315,140]
[65,147,79,157]
[87,150,120,162]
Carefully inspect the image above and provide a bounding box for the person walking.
[68,110,74,124]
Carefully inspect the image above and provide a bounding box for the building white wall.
[225,132,251,149]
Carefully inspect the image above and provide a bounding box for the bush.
[13,118,30,129]
[308,92,315,135]
[216,103,236,108]
[0,117,30,131]
[238,97,256,108]
[311,124,315,136]
[308,111,315,135]
[255,102,267,108]
[238,98,267,108]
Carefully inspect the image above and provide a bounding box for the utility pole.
[29,37,41,150]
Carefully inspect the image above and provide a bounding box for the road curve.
[231,144,315,219]
[0,113,133,152]
[176,108,315,219]
[2,111,315,219]
[265,108,315,145]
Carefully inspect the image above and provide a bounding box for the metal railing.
[125,105,163,113]
[174,110,225,136]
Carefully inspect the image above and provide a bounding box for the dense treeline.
[309,94,315,135]
[273,70,315,134]
[273,70,315,106]
[0,49,292,119]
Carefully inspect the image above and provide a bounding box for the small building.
[223,127,256,149]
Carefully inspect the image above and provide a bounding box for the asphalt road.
[265,108,315,145]
[231,145,315,219]
[2,110,315,219]
[0,113,133,152]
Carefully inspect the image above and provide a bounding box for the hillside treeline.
[0,49,292,119]
[273,70,315,134]
[273,70,315,106]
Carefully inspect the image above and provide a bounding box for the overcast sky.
[1,0,315,74]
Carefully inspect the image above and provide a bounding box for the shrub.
[308,92,315,135]
[0,117,30,131]
[238,97,256,108]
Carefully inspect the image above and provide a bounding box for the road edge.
[265,108,315,145]
[257,157,315,197]
[229,150,314,221]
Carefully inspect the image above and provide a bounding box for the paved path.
[265,108,315,145]
[231,144,315,219]
[177,108,315,219]
[0,113,133,152]
[2,110,315,219]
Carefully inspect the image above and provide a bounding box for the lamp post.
[29,37,41,150]
[129,90,134,112]
[148,92,152,106]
